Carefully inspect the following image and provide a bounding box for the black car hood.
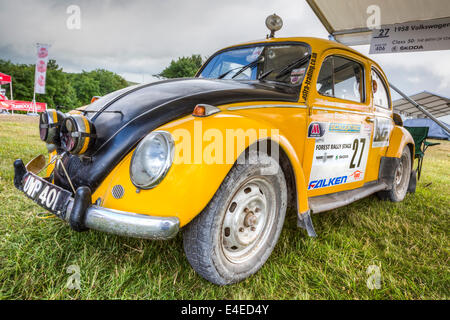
[56,78,299,191]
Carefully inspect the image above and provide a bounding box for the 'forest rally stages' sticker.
[301,53,317,101]
[308,122,372,190]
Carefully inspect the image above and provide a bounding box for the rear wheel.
[377,147,412,202]
[183,151,287,285]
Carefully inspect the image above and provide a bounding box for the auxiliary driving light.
[39,109,65,144]
[265,14,283,38]
[60,114,96,155]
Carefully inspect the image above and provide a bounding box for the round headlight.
[130,131,174,189]
[60,114,96,155]
[39,109,65,144]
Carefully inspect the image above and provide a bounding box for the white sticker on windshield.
[290,68,305,84]
[247,47,263,62]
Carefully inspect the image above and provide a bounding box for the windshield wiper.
[217,56,263,79]
[275,54,311,79]
[258,69,274,81]
[231,56,263,79]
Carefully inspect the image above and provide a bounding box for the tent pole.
[10,82,14,114]
[389,83,450,134]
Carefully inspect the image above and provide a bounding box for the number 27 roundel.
[308,122,325,138]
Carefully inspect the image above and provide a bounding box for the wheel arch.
[242,136,308,216]
[386,125,415,169]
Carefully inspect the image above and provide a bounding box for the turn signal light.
[192,104,220,117]
[193,105,206,117]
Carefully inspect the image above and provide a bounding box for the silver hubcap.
[221,178,276,263]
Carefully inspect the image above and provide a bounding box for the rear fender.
[386,125,415,164]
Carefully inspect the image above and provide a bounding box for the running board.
[308,182,388,214]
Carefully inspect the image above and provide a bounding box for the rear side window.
[316,55,365,103]
[371,69,391,109]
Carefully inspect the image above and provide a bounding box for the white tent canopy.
[394,91,450,118]
[306,0,450,45]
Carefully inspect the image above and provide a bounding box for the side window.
[316,55,365,103]
[371,69,390,109]
[316,57,333,96]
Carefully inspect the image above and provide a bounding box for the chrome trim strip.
[228,104,307,111]
[85,206,180,240]
[312,106,372,116]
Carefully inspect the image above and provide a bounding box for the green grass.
[0,115,449,299]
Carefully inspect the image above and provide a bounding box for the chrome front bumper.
[14,159,180,240]
[83,205,179,240]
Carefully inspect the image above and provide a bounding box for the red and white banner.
[34,44,50,94]
[0,100,47,113]
[0,72,11,85]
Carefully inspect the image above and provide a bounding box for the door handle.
[365,117,374,123]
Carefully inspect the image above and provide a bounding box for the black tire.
[183,151,287,285]
[377,147,412,202]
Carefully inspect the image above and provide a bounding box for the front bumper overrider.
[13,159,180,240]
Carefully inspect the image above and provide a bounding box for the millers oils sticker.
[308,122,372,190]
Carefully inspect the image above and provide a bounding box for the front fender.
[92,111,309,227]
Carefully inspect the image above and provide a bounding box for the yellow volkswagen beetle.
[14,16,415,285]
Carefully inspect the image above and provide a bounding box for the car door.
[364,66,395,182]
[303,50,373,197]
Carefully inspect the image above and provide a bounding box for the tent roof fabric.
[393,91,450,118]
[404,118,450,140]
[306,0,450,45]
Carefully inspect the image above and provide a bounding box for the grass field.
[0,115,448,300]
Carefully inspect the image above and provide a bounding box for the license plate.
[22,173,72,218]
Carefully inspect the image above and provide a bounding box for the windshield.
[198,43,311,85]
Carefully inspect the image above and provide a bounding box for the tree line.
[0,59,130,111]
[0,54,203,111]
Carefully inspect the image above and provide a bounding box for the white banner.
[34,43,50,94]
[369,17,450,54]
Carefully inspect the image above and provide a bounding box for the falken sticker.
[308,122,325,138]
[308,176,348,190]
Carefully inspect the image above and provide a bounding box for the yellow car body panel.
[386,125,415,159]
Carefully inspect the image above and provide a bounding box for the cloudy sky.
[1,0,449,107]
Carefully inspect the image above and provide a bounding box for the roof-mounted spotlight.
[265,14,283,38]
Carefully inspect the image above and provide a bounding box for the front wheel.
[183,151,287,285]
